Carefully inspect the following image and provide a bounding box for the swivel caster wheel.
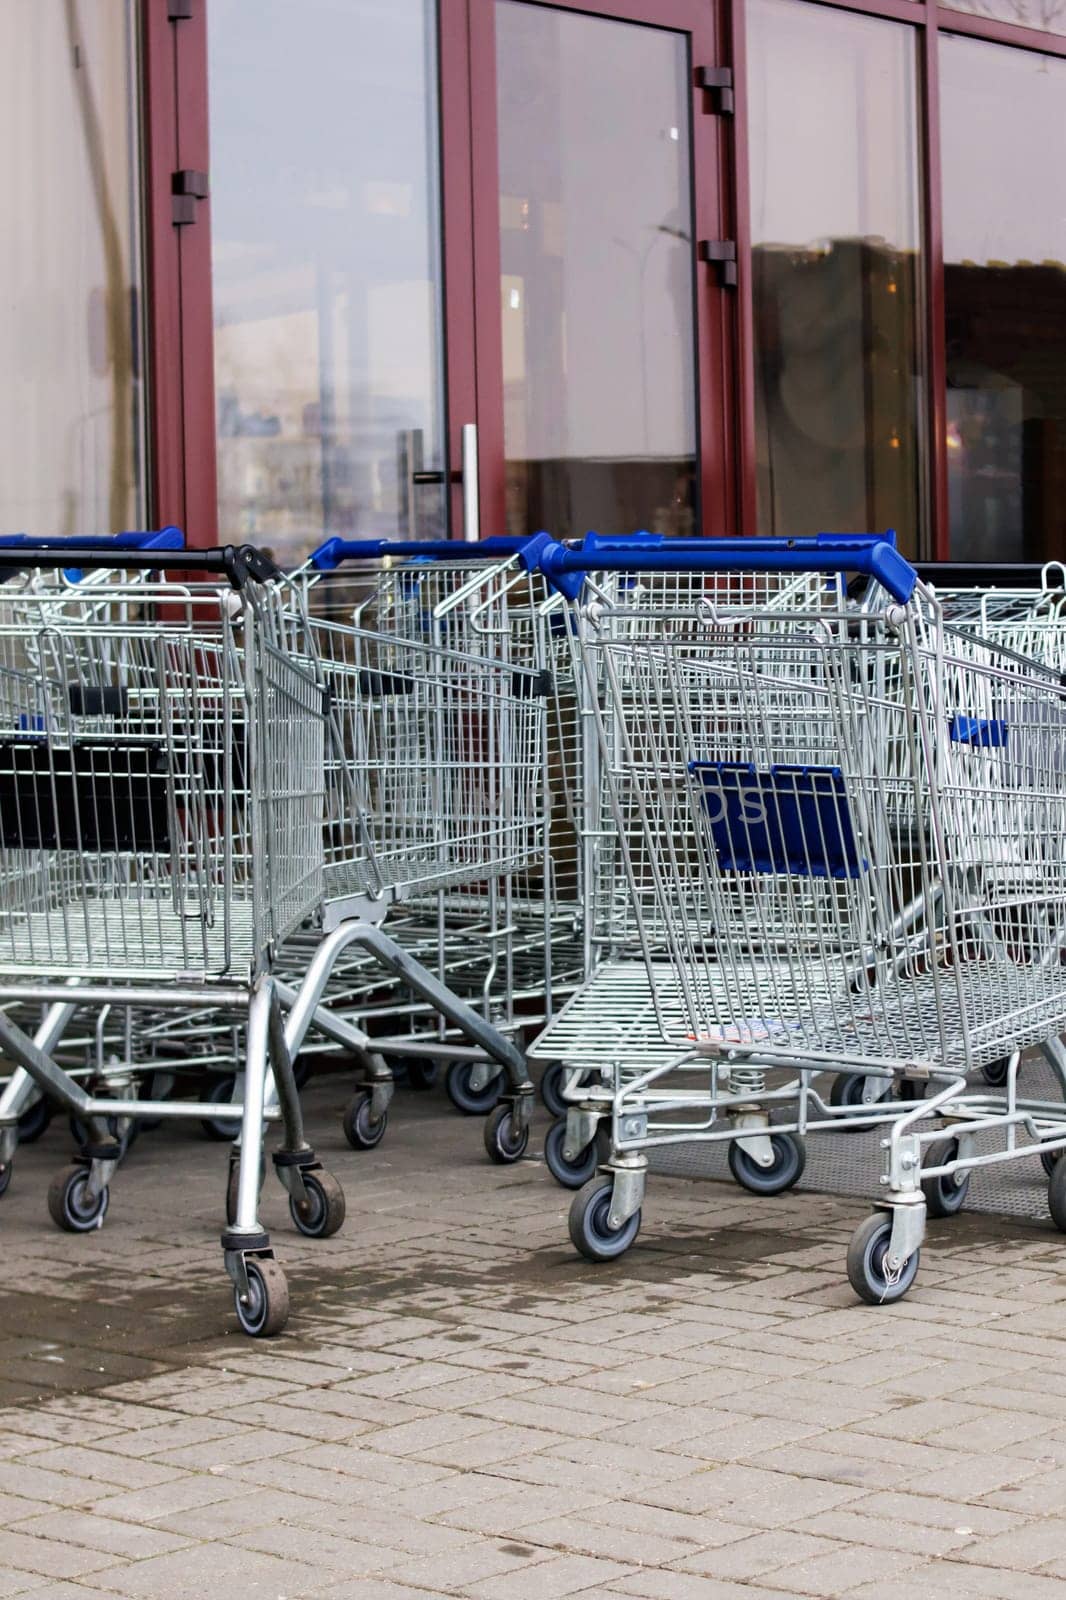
[830,1073,889,1121]
[1041,1146,1062,1178]
[484,1102,529,1164]
[921,1137,970,1218]
[446,1061,503,1117]
[846,1213,920,1305]
[289,1169,346,1239]
[342,1091,387,1151]
[47,1165,109,1233]
[402,1059,440,1091]
[200,1078,242,1142]
[728,1132,806,1195]
[233,1257,289,1337]
[18,1098,53,1144]
[568,1175,641,1262]
[1047,1154,1066,1233]
[543,1117,598,1189]
[0,1163,12,1199]
[981,1056,1011,1088]
[539,1062,568,1119]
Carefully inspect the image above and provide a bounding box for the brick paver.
[0,1075,1065,1597]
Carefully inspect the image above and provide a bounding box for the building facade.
[2,0,1064,564]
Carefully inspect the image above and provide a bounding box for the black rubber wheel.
[543,1117,598,1190]
[1048,1153,1066,1232]
[289,1169,346,1239]
[981,1056,1011,1088]
[342,1091,387,1151]
[921,1137,970,1218]
[539,1062,568,1119]
[846,1213,920,1305]
[17,1097,53,1144]
[830,1073,889,1119]
[445,1060,503,1117]
[403,1059,440,1091]
[728,1132,806,1195]
[484,1102,530,1165]
[1041,1147,1062,1178]
[568,1176,641,1262]
[0,1163,11,1198]
[200,1078,242,1142]
[47,1165,109,1233]
[234,1257,289,1337]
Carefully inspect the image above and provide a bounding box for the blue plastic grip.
[310,536,524,570]
[519,531,915,604]
[0,527,185,552]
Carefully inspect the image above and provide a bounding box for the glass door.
[442,0,734,540]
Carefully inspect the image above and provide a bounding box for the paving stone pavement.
[2,1072,1066,1599]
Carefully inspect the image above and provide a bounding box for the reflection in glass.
[942,0,1066,40]
[748,0,924,554]
[495,1,697,540]
[0,1,146,536]
[941,38,1066,560]
[208,0,446,564]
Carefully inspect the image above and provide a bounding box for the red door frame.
[142,0,217,546]
[440,0,738,539]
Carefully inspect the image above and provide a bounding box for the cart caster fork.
[223,1239,289,1338]
[484,1091,533,1164]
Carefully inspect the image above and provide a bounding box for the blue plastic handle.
[310,536,524,570]
[0,527,185,553]
[579,529,897,555]
[519,531,916,604]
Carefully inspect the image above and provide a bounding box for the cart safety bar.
[0,543,280,588]
[309,536,525,569]
[519,531,916,604]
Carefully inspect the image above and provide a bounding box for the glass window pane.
[748,0,925,554]
[941,1,1066,41]
[941,36,1066,560]
[0,1,147,536]
[208,0,446,564]
[496,1,697,540]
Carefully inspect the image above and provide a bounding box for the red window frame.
[142,0,1066,556]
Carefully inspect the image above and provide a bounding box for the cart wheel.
[569,1176,641,1262]
[289,1170,346,1239]
[846,1213,920,1305]
[829,1073,888,1121]
[1041,1147,1061,1178]
[484,1102,529,1164]
[446,1060,503,1116]
[403,1059,440,1091]
[539,1062,568,1119]
[233,1257,289,1337]
[342,1091,387,1151]
[981,1056,1011,1088]
[200,1078,242,1142]
[921,1137,970,1218]
[47,1165,109,1233]
[543,1117,598,1189]
[17,1097,53,1144]
[1047,1154,1066,1232]
[728,1132,806,1195]
[0,1163,11,1199]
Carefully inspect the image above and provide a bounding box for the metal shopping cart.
[525,533,1066,1302]
[0,542,352,1336]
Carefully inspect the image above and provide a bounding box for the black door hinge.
[699,239,737,289]
[172,170,208,225]
[167,0,194,18]
[696,66,734,115]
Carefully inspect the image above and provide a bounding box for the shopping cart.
[525,532,1066,1302]
[0,541,355,1336]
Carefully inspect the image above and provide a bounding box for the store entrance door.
[440,0,735,542]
